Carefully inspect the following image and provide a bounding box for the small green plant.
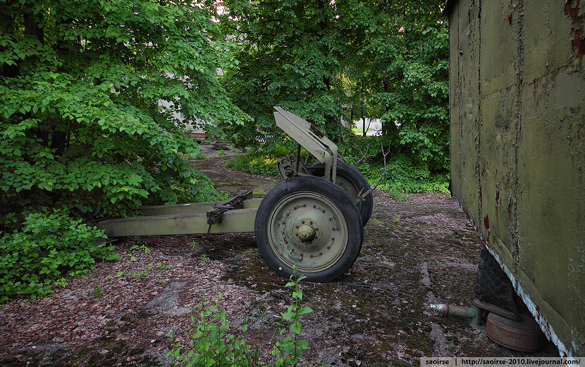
[130,243,151,254]
[200,254,209,263]
[394,215,401,223]
[105,275,114,280]
[390,191,409,202]
[156,279,165,284]
[226,153,280,177]
[53,278,68,288]
[190,241,201,250]
[271,269,312,365]
[117,271,126,277]
[157,262,172,270]
[131,271,149,281]
[217,149,226,156]
[92,280,103,298]
[166,267,313,366]
[127,254,138,262]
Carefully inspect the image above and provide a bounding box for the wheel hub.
[297,224,316,242]
[266,192,349,273]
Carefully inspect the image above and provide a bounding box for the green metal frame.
[273,107,338,183]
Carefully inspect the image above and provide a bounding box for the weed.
[390,191,409,201]
[53,278,68,288]
[131,271,149,281]
[190,241,201,250]
[201,254,209,263]
[92,281,103,298]
[394,215,401,223]
[157,262,172,270]
[218,149,226,156]
[166,267,314,366]
[130,243,151,254]
[0,208,117,302]
[226,154,280,177]
[105,275,114,280]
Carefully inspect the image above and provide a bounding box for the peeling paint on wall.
[447,0,585,356]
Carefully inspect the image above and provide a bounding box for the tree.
[215,0,355,149]
[0,0,248,229]
[215,0,448,172]
[366,0,449,170]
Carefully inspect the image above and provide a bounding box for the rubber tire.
[307,161,373,226]
[475,248,518,314]
[255,176,363,283]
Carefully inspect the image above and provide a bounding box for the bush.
[226,154,280,177]
[167,268,313,366]
[345,154,450,194]
[226,144,297,177]
[226,135,449,195]
[0,208,119,302]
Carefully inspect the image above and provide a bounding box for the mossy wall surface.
[447,0,585,356]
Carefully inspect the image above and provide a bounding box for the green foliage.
[0,208,118,302]
[366,0,450,170]
[167,292,255,366]
[226,143,294,177]
[215,0,448,171]
[0,0,248,230]
[157,262,172,271]
[226,155,280,177]
[346,153,450,195]
[271,271,312,366]
[167,268,313,366]
[215,0,352,148]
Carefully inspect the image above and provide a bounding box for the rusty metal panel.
[447,0,585,356]
[449,0,481,226]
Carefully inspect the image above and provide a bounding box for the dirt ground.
[0,145,559,366]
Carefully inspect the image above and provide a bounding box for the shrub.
[167,268,313,366]
[0,208,119,302]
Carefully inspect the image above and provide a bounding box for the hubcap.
[297,224,316,242]
[267,192,349,273]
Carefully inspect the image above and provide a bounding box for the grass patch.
[226,154,280,177]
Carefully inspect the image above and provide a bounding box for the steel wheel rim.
[267,191,349,273]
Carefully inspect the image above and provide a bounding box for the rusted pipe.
[429,303,482,326]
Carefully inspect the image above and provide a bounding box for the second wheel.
[307,161,373,226]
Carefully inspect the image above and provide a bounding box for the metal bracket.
[277,153,311,179]
[207,190,253,225]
